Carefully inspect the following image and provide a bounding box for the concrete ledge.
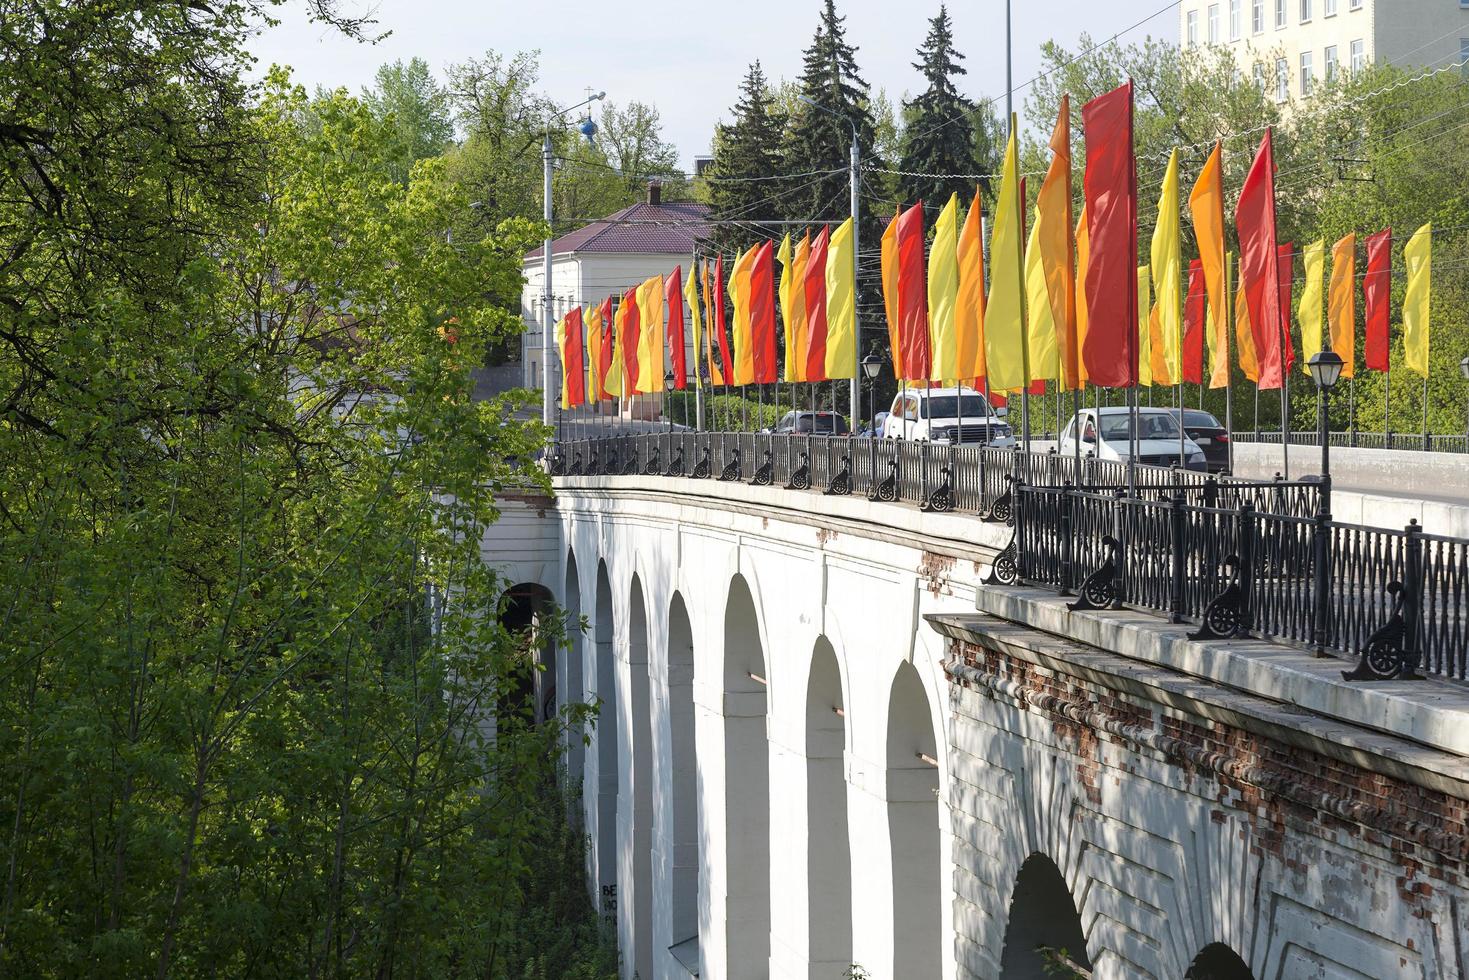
[933,587,1469,797]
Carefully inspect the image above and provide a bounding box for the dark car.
[1174,409,1230,473]
[775,411,850,436]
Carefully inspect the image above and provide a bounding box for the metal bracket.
[666,446,685,477]
[750,450,773,486]
[718,447,742,482]
[1342,582,1423,680]
[1189,555,1247,640]
[983,533,1019,586]
[823,455,851,496]
[869,458,898,502]
[922,466,953,513]
[785,452,811,490]
[1068,535,1120,611]
[602,449,618,475]
[547,452,566,477]
[988,480,1014,525]
[691,446,711,479]
[567,452,583,476]
[620,450,639,476]
[644,446,661,475]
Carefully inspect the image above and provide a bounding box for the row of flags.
[880,85,1434,402]
[555,218,857,409]
[558,81,1436,414]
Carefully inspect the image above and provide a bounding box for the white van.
[883,386,1016,447]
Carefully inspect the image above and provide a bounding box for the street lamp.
[1307,350,1344,506]
[540,90,606,428]
[861,351,882,435]
[664,370,676,435]
[797,93,861,429]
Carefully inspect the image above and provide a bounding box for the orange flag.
[881,210,902,377]
[1038,95,1078,389]
[1189,142,1230,390]
[1329,233,1356,379]
[1234,255,1258,383]
[1075,205,1089,385]
[957,192,987,381]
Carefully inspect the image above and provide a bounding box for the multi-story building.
[1178,0,1469,105]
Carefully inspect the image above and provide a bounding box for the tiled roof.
[525,200,711,259]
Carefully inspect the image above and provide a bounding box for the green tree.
[361,57,455,184]
[898,6,980,204]
[598,99,687,200]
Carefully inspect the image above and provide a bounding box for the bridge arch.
[498,582,554,724]
[999,852,1091,980]
[624,573,654,979]
[723,572,771,978]
[590,560,618,924]
[886,659,943,977]
[1186,942,1255,979]
[806,635,852,972]
[662,591,701,971]
[562,549,585,792]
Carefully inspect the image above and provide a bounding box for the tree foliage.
[898,6,979,204]
[707,62,788,255]
[361,57,456,184]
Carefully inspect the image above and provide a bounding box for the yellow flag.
[1403,222,1432,377]
[605,302,624,396]
[1189,143,1229,390]
[929,193,960,382]
[1025,216,1058,381]
[684,267,703,390]
[984,127,1025,391]
[791,233,810,381]
[957,192,987,382]
[1075,206,1089,385]
[1150,149,1182,387]
[881,212,902,379]
[730,247,755,385]
[555,314,571,409]
[585,303,603,400]
[824,217,856,380]
[1137,265,1152,387]
[1329,234,1356,380]
[1038,95,1077,390]
[635,274,664,394]
[1298,240,1325,373]
[1235,255,1258,383]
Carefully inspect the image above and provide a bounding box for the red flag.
[596,297,614,400]
[713,254,734,383]
[1277,243,1295,375]
[896,202,931,381]
[1236,128,1284,390]
[804,225,830,382]
[666,266,686,389]
[1364,229,1392,372]
[1183,259,1206,384]
[564,307,586,406]
[1081,81,1138,388]
[750,242,778,384]
[620,287,640,392]
[988,386,1006,407]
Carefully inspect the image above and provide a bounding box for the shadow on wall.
[999,853,1092,980]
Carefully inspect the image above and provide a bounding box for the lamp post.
[540,91,606,428]
[664,370,676,435]
[797,93,861,429]
[1307,349,1343,656]
[861,351,882,435]
[1460,355,1469,448]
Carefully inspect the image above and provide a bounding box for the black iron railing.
[552,432,1465,682]
[1235,431,1469,454]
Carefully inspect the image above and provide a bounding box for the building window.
[1325,44,1339,81]
[1230,0,1242,38]
[1208,3,1220,41]
[1254,62,1268,92]
[1253,0,1265,31]
[1276,57,1289,101]
[1349,0,1360,9]
[1187,9,1199,43]
[1300,0,1312,21]
[1325,0,1337,14]
[1351,38,1365,72]
[1276,0,1288,27]
[1300,50,1314,94]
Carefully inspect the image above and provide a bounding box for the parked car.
[1172,409,1231,473]
[774,411,850,436]
[870,411,890,438]
[883,386,1015,447]
[1058,407,1208,470]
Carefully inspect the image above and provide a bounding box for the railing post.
[1110,487,1126,609]
[1403,519,1424,674]
[1059,480,1075,596]
[1237,502,1256,632]
[1312,504,1332,655]
[1170,490,1186,624]
[1013,470,1028,585]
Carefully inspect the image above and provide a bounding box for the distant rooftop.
[525,182,711,260]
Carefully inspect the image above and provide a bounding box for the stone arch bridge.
[485,474,1469,980]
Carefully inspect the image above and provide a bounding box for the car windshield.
[797,414,848,433]
[1182,410,1222,427]
[921,395,993,419]
[1099,413,1182,441]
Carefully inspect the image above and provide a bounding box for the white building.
[1179,0,1469,104]
[521,184,710,408]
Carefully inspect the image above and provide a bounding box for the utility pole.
[849,132,861,428]
[541,133,555,428]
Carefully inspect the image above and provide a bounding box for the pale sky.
[252,0,1178,169]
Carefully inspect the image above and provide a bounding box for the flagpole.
[1384,365,1392,448]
